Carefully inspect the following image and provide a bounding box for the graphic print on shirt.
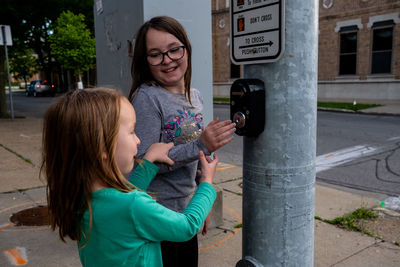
[164,107,203,144]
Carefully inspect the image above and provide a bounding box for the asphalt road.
[214,104,400,196]
[6,92,57,118]
[7,93,400,196]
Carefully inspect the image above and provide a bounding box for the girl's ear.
[101,152,108,160]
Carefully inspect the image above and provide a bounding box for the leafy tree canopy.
[0,0,94,117]
[9,48,40,86]
[0,0,94,73]
[49,11,96,77]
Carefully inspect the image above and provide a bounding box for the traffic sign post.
[0,25,12,46]
[230,0,285,65]
[235,0,317,266]
[1,25,14,120]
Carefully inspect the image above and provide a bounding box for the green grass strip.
[0,143,34,165]
[234,223,243,229]
[315,207,383,240]
[213,97,230,103]
[317,102,381,111]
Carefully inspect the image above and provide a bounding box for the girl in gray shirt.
[129,16,235,267]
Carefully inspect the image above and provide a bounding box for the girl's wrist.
[143,154,155,162]
[199,178,212,184]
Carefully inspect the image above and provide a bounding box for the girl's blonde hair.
[42,88,134,245]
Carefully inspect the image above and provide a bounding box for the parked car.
[26,80,56,97]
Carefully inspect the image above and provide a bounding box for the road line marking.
[316,145,378,173]
[388,136,400,141]
[315,140,400,173]
[4,247,27,265]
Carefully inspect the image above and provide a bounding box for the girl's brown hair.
[129,16,193,103]
[42,88,134,245]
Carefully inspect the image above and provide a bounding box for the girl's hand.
[200,118,236,153]
[202,212,212,235]
[143,142,174,165]
[198,151,218,185]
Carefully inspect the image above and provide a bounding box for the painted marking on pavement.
[4,247,27,265]
[324,153,334,158]
[316,145,378,173]
[388,136,400,141]
[0,200,46,215]
[217,165,235,171]
[199,205,242,253]
[217,162,236,171]
[0,223,13,231]
[316,137,400,173]
[0,200,48,232]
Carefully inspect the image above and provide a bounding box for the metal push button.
[233,112,246,129]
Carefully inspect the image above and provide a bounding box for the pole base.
[236,256,264,267]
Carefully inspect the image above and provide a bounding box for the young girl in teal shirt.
[42,88,218,266]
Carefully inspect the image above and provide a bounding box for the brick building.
[212,0,400,102]
[212,0,241,97]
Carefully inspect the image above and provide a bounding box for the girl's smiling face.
[114,98,141,174]
[146,28,188,94]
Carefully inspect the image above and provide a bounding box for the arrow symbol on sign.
[265,41,273,46]
[238,41,274,49]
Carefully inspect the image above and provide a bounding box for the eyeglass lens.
[147,46,185,66]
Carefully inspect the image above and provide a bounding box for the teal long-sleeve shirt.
[78,159,216,267]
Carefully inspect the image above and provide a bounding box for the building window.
[339,26,358,75]
[230,61,240,79]
[371,20,394,74]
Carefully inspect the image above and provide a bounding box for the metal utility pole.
[235,0,318,266]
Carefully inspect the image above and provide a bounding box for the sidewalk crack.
[330,240,384,267]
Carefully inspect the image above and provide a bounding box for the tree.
[0,0,94,78]
[49,11,96,88]
[0,0,94,114]
[9,48,40,88]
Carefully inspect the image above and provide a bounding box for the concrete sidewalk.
[1,110,400,266]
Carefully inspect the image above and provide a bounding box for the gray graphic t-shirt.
[131,84,208,212]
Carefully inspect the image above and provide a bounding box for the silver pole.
[2,25,14,120]
[241,0,318,266]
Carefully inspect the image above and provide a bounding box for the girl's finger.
[199,151,206,164]
[217,137,233,149]
[167,142,174,149]
[165,157,174,166]
[213,153,219,163]
[207,118,219,127]
[210,121,235,136]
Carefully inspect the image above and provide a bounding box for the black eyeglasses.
[147,46,186,66]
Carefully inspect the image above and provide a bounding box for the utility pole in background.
[232,0,318,265]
